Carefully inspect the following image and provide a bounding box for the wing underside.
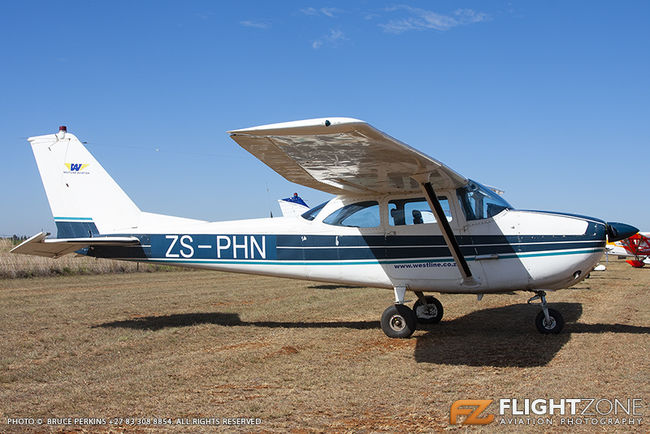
[229,118,467,195]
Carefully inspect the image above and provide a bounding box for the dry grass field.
[0,258,648,432]
[0,239,179,278]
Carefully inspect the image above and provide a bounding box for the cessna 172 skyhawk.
[12,118,638,338]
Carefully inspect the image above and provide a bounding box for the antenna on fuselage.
[265,183,273,218]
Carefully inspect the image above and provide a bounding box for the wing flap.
[229,118,467,195]
[10,232,140,259]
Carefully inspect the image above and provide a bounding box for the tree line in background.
[3,235,30,245]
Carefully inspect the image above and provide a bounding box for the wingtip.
[228,117,366,134]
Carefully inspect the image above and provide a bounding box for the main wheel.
[412,296,444,324]
[535,308,564,334]
[381,304,417,338]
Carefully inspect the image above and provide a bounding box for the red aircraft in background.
[620,233,650,268]
[607,232,650,268]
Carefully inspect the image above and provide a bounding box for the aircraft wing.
[229,118,467,195]
[10,232,140,259]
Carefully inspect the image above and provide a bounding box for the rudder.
[28,126,140,237]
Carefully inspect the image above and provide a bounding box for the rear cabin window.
[388,197,452,226]
[301,201,328,221]
[322,201,380,227]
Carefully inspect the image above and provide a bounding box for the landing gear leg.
[528,291,564,334]
[380,286,417,338]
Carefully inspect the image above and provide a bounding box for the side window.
[301,201,328,221]
[457,181,512,221]
[388,197,452,226]
[322,201,380,227]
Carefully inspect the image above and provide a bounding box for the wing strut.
[420,182,476,285]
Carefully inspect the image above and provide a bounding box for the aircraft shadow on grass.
[93,313,378,331]
[309,284,361,290]
[414,303,649,367]
[94,302,649,368]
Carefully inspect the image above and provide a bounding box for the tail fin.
[277,193,309,217]
[28,126,140,237]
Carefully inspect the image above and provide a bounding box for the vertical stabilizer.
[28,127,140,237]
[277,193,309,217]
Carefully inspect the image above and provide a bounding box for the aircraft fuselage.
[78,194,607,294]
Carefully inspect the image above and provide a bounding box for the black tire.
[412,296,444,324]
[535,308,564,334]
[381,304,417,338]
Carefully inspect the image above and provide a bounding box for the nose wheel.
[528,291,564,334]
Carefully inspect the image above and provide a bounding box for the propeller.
[606,222,639,242]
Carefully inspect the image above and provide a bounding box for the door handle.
[475,254,499,260]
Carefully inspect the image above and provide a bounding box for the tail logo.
[64,163,89,174]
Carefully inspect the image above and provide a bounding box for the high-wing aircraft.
[606,232,650,268]
[12,119,639,338]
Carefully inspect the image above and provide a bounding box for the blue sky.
[1,1,648,235]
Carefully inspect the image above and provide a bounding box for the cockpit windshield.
[456,180,513,221]
[301,201,328,221]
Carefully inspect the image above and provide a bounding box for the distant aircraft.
[278,193,309,217]
[12,119,638,338]
[606,232,650,268]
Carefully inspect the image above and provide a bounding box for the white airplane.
[12,119,638,338]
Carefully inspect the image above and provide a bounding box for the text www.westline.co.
[393,262,457,269]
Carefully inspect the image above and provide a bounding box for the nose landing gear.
[528,291,564,334]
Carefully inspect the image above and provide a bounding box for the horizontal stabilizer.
[10,232,140,259]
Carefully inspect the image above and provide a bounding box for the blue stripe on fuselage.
[142,247,604,267]
[85,225,606,263]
